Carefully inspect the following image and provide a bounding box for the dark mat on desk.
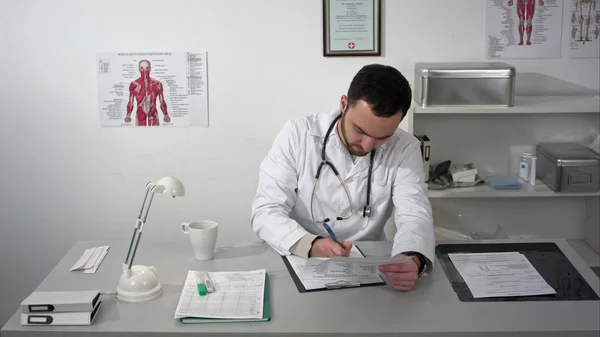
[436,242,600,302]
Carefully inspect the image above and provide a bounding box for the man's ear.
[340,95,348,113]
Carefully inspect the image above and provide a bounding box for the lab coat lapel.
[347,146,384,178]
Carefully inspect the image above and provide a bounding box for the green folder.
[179,273,271,324]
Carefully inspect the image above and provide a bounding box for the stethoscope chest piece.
[362,205,372,218]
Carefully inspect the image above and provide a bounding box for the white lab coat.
[251,108,435,272]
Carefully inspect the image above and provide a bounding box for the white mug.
[181,220,218,261]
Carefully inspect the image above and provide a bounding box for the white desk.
[2,238,599,336]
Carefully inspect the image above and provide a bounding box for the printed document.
[329,254,412,266]
[448,252,556,298]
[285,246,385,290]
[174,269,265,320]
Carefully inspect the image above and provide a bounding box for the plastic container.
[529,155,537,186]
[519,153,533,182]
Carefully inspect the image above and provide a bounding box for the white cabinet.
[405,95,600,267]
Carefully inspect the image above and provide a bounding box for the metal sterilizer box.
[536,142,600,193]
[413,62,516,107]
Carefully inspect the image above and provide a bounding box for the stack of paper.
[174,269,270,323]
[448,252,556,298]
[70,246,109,274]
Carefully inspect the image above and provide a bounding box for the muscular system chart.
[486,0,564,59]
[97,51,209,127]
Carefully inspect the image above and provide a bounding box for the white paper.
[486,0,564,59]
[448,252,556,298]
[174,269,265,320]
[328,255,412,266]
[285,246,384,290]
[566,0,600,58]
[70,246,109,273]
[70,248,95,271]
[97,51,208,127]
[84,248,109,274]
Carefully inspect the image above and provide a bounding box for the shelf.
[413,95,600,114]
[427,179,600,198]
[568,239,600,267]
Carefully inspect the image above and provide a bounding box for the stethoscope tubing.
[310,113,374,224]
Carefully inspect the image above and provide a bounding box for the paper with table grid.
[174,269,265,320]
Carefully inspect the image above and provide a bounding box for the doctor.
[250,64,434,291]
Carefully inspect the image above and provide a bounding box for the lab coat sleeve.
[250,120,311,255]
[391,140,435,274]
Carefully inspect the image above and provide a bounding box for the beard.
[339,112,369,157]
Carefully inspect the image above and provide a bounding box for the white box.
[21,290,100,313]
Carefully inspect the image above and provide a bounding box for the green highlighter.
[197,283,207,296]
[195,272,207,296]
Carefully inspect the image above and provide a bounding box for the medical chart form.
[174,269,265,320]
[285,246,384,290]
[448,252,556,298]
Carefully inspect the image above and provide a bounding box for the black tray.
[436,242,600,302]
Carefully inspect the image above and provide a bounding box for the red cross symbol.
[348,42,355,49]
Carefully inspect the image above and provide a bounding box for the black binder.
[281,246,386,293]
[436,242,600,302]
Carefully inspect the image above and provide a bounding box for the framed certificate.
[322,0,381,57]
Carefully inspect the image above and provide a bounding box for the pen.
[195,272,207,296]
[203,271,214,293]
[322,221,341,246]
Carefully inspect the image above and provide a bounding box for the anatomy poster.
[97,51,208,127]
[566,0,600,58]
[486,0,564,59]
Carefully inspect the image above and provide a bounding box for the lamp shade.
[154,176,185,197]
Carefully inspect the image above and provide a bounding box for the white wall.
[1,0,599,326]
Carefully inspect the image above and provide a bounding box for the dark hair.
[347,64,412,117]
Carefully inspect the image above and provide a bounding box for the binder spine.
[28,304,55,312]
[27,315,54,324]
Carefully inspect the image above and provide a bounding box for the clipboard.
[281,246,386,293]
[436,242,600,302]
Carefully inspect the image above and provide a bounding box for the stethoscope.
[310,113,375,225]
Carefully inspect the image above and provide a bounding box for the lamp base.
[116,263,162,303]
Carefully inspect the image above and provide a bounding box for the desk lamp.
[116,176,185,303]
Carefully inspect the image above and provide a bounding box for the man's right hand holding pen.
[309,238,352,257]
[309,221,352,257]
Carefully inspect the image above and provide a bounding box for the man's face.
[139,61,151,78]
[338,95,403,157]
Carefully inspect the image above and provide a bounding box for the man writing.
[250,64,434,291]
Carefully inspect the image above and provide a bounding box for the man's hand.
[508,0,513,6]
[378,254,421,292]
[125,115,132,123]
[164,115,171,123]
[309,238,352,257]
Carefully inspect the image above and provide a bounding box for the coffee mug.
[181,220,218,261]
